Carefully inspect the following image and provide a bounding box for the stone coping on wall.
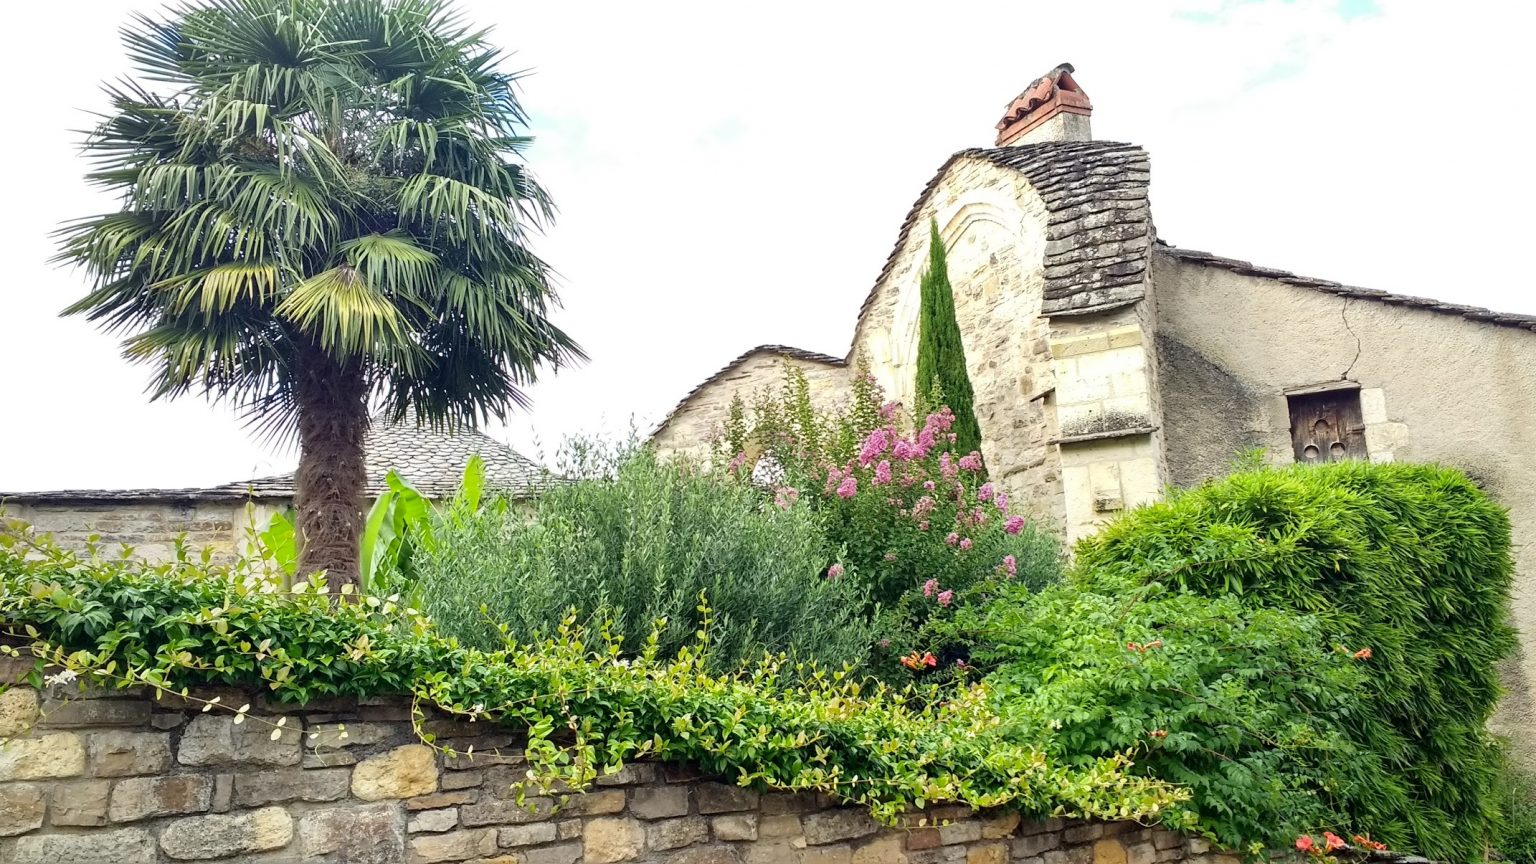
[0,684,1232,864]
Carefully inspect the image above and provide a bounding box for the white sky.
[2,0,1532,492]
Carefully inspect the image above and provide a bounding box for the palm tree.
[57,0,582,589]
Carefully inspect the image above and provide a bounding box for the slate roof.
[3,415,552,503]
[1157,242,1536,334]
[855,141,1153,324]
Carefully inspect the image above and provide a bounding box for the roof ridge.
[1157,242,1536,333]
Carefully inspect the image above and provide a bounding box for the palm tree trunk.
[293,339,368,592]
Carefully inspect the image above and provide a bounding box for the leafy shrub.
[1493,750,1536,864]
[0,534,1183,826]
[411,444,874,674]
[1069,461,1516,863]
[976,578,1403,857]
[719,364,1061,682]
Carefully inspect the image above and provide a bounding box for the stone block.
[498,821,558,847]
[298,802,406,863]
[852,834,907,864]
[86,730,172,777]
[354,744,440,800]
[714,813,760,841]
[585,816,645,863]
[937,821,981,846]
[804,810,880,846]
[558,818,583,839]
[1151,831,1183,851]
[407,827,498,863]
[0,783,45,836]
[0,687,39,737]
[108,775,214,822]
[523,841,583,864]
[210,773,233,812]
[968,842,1007,864]
[745,840,801,864]
[177,714,302,767]
[151,712,186,730]
[461,796,555,827]
[10,827,156,864]
[1013,831,1062,858]
[304,749,360,768]
[1126,842,1158,864]
[804,843,853,864]
[696,782,760,815]
[668,846,746,864]
[632,784,690,819]
[38,696,152,728]
[234,766,351,806]
[48,778,111,826]
[443,769,485,791]
[981,812,1020,839]
[0,733,85,780]
[411,807,460,834]
[648,816,710,850]
[409,791,479,811]
[307,721,396,749]
[158,806,293,860]
[572,788,628,815]
[596,763,657,786]
[907,829,942,851]
[760,792,823,815]
[1063,824,1103,844]
[759,814,802,839]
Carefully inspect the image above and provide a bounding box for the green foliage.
[412,443,876,674]
[1069,461,1516,862]
[715,364,1061,684]
[0,535,1184,826]
[977,580,1400,858]
[914,220,982,458]
[57,0,583,436]
[251,506,297,578]
[1492,750,1536,864]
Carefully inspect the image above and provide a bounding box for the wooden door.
[1288,391,1368,463]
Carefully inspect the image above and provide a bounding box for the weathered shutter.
[1287,390,1368,463]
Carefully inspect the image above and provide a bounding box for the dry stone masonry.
[0,684,1225,864]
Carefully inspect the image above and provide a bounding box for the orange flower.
[1352,647,1373,661]
[1295,836,1315,853]
[1353,835,1387,851]
[1323,832,1347,852]
[1149,729,1168,739]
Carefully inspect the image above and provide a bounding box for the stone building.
[2,415,551,563]
[651,64,1536,758]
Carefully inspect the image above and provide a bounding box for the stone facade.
[0,684,1219,864]
[4,499,282,565]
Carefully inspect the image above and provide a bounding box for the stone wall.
[3,499,287,565]
[0,685,1217,864]
[651,351,850,465]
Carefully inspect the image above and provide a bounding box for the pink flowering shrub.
[718,362,1060,682]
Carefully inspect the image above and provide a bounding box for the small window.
[1286,385,1367,463]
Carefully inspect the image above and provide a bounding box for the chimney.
[995,63,1092,146]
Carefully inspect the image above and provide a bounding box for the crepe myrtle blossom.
[957,451,983,472]
[958,538,973,551]
[836,476,858,499]
[977,482,995,502]
[1004,516,1026,535]
[873,460,893,486]
[1002,554,1017,577]
[945,532,960,546]
[827,563,844,579]
[937,590,954,607]
[923,578,939,598]
[858,427,891,466]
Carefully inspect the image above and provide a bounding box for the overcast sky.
[2,0,1532,492]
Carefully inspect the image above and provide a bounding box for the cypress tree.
[914,219,984,457]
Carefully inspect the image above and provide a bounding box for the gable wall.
[852,158,1063,527]
[1151,250,1536,763]
[649,354,850,465]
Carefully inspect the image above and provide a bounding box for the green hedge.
[0,530,1181,826]
[1072,461,1516,862]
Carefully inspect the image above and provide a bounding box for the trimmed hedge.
[1073,461,1516,862]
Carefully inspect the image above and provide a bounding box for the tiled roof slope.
[3,415,552,503]
[1158,242,1536,333]
[855,141,1152,326]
